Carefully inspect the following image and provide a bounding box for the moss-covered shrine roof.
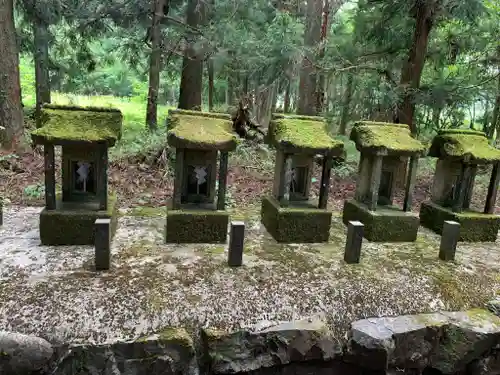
[31,104,123,146]
[350,121,426,156]
[269,116,344,156]
[167,109,237,151]
[428,129,500,163]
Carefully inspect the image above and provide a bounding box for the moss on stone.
[261,196,333,243]
[39,192,119,245]
[419,201,500,242]
[157,327,194,347]
[342,199,420,242]
[31,105,122,145]
[349,121,426,155]
[124,206,167,217]
[428,129,500,162]
[268,117,344,156]
[167,111,237,151]
[166,209,229,243]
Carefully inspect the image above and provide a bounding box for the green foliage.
[23,183,45,199]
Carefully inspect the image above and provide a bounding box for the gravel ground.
[0,205,499,346]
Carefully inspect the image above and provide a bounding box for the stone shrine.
[261,115,345,243]
[420,129,500,242]
[166,109,237,243]
[31,104,122,245]
[342,122,426,242]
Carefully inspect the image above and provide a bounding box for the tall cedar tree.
[146,0,168,131]
[178,0,205,110]
[0,0,25,150]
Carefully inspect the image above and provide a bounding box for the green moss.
[269,118,344,155]
[261,196,332,243]
[342,199,420,242]
[428,129,500,162]
[39,192,119,245]
[419,201,500,242]
[465,308,500,325]
[349,121,426,154]
[125,206,166,217]
[166,209,229,243]
[31,105,122,144]
[157,327,194,346]
[167,112,237,151]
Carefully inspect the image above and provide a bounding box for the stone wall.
[2,301,500,375]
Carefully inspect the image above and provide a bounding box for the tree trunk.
[146,0,167,131]
[394,2,433,134]
[338,73,354,135]
[208,58,214,111]
[33,16,51,127]
[178,0,205,110]
[284,77,291,113]
[0,0,24,150]
[297,0,323,116]
[315,0,330,114]
[493,73,500,143]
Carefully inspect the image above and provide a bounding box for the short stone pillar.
[439,221,460,261]
[95,218,111,270]
[344,221,364,264]
[228,221,245,267]
[343,122,426,242]
[261,115,345,243]
[420,130,500,242]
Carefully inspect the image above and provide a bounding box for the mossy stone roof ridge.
[269,117,344,156]
[272,113,325,122]
[428,129,500,163]
[31,105,123,146]
[167,111,237,151]
[169,108,231,120]
[350,121,426,155]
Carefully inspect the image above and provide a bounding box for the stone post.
[403,156,418,212]
[44,143,56,210]
[98,143,108,211]
[485,162,500,214]
[278,154,292,206]
[217,152,229,210]
[367,155,383,211]
[172,148,184,209]
[318,156,332,209]
[439,221,460,261]
[228,221,245,267]
[452,164,472,213]
[463,165,477,210]
[344,221,364,264]
[95,218,111,270]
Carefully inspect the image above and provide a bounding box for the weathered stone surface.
[487,298,500,317]
[347,313,448,371]
[348,309,500,374]
[51,327,196,375]
[467,351,500,375]
[202,318,341,374]
[430,310,500,374]
[0,331,53,374]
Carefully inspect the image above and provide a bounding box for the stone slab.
[0,205,500,347]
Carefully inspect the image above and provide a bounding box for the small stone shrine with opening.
[261,115,345,243]
[343,122,426,242]
[166,109,237,243]
[31,104,122,245]
[420,129,500,242]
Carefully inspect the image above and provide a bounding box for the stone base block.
[420,201,500,242]
[166,209,229,244]
[39,194,118,246]
[261,196,332,243]
[342,199,419,242]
